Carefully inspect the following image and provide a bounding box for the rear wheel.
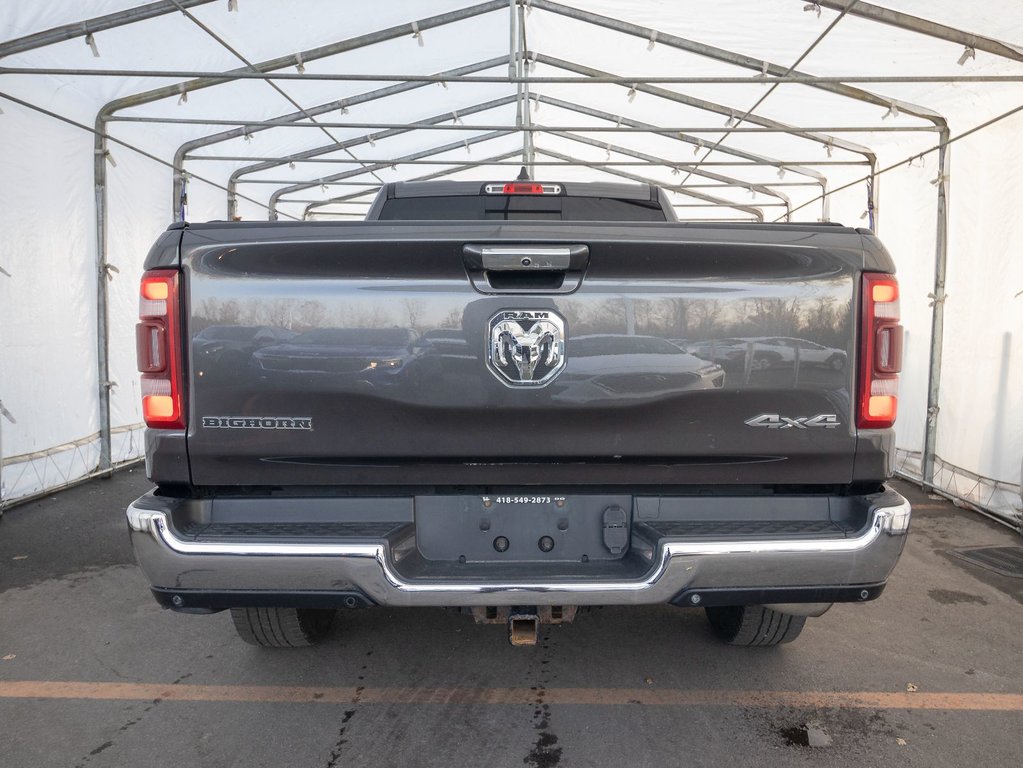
[704,605,806,647]
[229,607,335,648]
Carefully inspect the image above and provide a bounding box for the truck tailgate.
[180,222,863,487]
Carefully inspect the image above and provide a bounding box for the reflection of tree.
[297,300,327,329]
[336,303,394,329]
[741,298,801,336]
[802,297,850,349]
[193,297,336,333]
[688,300,722,338]
[577,299,628,334]
[440,308,462,329]
[259,299,295,329]
[721,296,852,348]
[402,299,424,331]
[194,298,241,333]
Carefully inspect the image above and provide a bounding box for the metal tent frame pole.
[814,0,1023,62]
[118,116,940,132]
[923,135,950,484]
[536,94,832,216]
[541,130,792,216]
[304,150,525,218]
[8,66,1023,86]
[536,147,766,221]
[214,58,514,218]
[270,130,517,217]
[225,93,519,218]
[0,0,217,57]
[170,56,510,216]
[528,2,948,127]
[530,53,880,222]
[205,157,870,167]
[245,89,842,220]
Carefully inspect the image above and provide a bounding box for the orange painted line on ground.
[0,681,1020,711]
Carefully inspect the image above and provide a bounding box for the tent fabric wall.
[0,100,100,501]
[0,1,1021,526]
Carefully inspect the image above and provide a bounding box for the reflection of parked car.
[553,334,725,403]
[252,328,419,384]
[688,337,846,371]
[416,329,474,360]
[193,325,296,375]
[413,328,478,376]
[761,337,847,370]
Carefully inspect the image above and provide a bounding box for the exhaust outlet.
[508,612,540,646]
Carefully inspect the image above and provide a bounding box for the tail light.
[858,273,903,429]
[136,269,185,429]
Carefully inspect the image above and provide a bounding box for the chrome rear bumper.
[127,488,910,608]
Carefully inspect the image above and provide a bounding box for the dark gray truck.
[128,179,910,648]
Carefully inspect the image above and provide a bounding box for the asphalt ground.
[1,469,1021,768]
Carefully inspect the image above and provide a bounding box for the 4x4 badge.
[745,413,840,429]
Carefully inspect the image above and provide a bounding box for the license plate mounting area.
[414,494,632,563]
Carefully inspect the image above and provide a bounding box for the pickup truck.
[127,178,911,648]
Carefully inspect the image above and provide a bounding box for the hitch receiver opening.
[509,613,540,646]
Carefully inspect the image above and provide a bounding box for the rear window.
[376,194,667,222]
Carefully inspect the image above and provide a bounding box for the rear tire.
[229,607,335,648]
[704,605,806,646]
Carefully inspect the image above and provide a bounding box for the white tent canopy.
[1,1,1021,526]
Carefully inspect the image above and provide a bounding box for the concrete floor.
[1,469,1021,768]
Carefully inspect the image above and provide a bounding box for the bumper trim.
[127,489,911,607]
[670,582,887,608]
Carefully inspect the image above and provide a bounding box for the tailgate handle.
[462,244,589,294]
[480,246,574,271]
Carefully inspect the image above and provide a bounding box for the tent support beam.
[118,115,938,133]
[537,52,882,148]
[269,130,516,217]
[6,67,1020,85]
[248,179,825,188]
[923,134,951,484]
[225,92,518,218]
[0,0,217,57]
[534,147,766,221]
[535,94,830,216]
[203,156,870,166]
[168,0,386,212]
[532,53,878,221]
[176,61,519,218]
[529,1,948,126]
[815,1,1023,63]
[100,0,510,217]
[533,130,792,214]
[527,7,952,221]
[95,1,506,121]
[304,150,525,218]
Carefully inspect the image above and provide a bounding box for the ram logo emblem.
[487,310,566,387]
